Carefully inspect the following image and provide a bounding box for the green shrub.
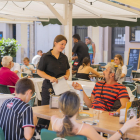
[0,38,20,58]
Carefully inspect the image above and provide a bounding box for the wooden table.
[33,105,140,140]
[132,78,140,82]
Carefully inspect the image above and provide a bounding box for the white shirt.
[11,62,21,78]
[118,65,127,84]
[32,55,41,65]
[21,64,34,75]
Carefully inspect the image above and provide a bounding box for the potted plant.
[0,38,20,62]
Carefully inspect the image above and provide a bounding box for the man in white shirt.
[11,62,21,78]
[32,50,43,66]
[21,57,35,76]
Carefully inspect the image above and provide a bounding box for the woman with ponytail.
[51,91,140,140]
[76,57,100,80]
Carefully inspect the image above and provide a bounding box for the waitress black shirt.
[38,49,70,79]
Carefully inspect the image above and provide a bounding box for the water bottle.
[79,89,84,112]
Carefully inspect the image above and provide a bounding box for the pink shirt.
[0,67,19,93]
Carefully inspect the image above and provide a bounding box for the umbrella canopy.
[0,0,139,24]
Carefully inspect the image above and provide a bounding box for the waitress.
[37,35,70,125]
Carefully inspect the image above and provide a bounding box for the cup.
[119,108,126,124]
[89,108,94,117]
[93,110,100,123]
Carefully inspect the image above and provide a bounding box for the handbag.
[111,99,121,111]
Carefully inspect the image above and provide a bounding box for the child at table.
[51,91,140,140]
[21,57,35,77]
[0,78,37,140]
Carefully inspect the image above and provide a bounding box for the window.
[130,26,140,42]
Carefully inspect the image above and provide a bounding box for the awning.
[42,18,140,27]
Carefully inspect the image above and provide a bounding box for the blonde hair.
[2,56,12,67]
[105,62,122,81]
[114,54,124,66]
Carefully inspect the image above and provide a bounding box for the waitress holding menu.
[37,35,70,125]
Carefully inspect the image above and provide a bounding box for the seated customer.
[0,56,19,93]
[21,57,35,76]
[114,54,127,84]
[73,62,129,113]
[51,91,139,140]
[76,57,100,80]
[0,78,37,140]
[11,60,21,78]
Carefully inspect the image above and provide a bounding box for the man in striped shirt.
[73,62,129,113]
[0,78,37,140]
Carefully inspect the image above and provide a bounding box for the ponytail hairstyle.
[82,57,90,68]
[53,35,67,47]
[57,91,80,138]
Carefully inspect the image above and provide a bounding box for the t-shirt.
[21,64,34,75]
[0,97,34,140]
[0,67,19,93]
[32,55,41,65]
[92,81,129,111]
[72,41,89,66]
[118,65,127,84]
[11,62,21,78]
[38,49,70,79]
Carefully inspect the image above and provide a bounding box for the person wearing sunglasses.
[73,62,129,113]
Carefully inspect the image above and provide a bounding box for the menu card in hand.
[52,76,70,95]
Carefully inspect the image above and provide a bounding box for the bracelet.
[117,130,124,137]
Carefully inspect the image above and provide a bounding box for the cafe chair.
[98,63,106,71]
[21,72,28,78]
[126,65,133,81]
[123,84,137,98]
[122,81,136,86]
[33,73,41,78]
[28,92,36,107]
[41,129,87,140]
[132,71,140,78]
[0,84,11,94]
[0,127,5,140]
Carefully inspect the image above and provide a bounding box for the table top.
[32,105,140,139]
[132,78,140,81]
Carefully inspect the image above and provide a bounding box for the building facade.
[0,22,140,67]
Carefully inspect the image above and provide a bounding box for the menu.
[128,49,140,70]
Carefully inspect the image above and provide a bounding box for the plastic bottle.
[79,89,84,112]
